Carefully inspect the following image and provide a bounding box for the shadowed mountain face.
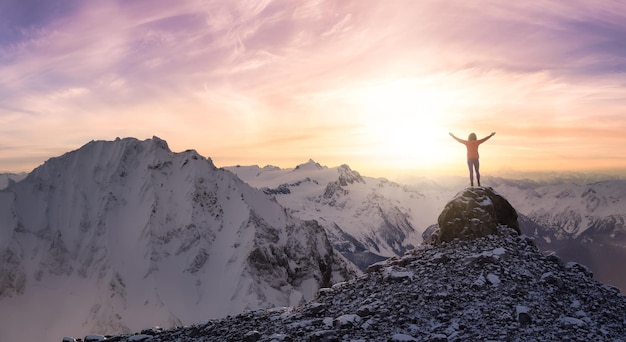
[99,188,626,342]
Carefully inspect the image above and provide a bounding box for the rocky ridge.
[227,163,428,270]
[90,187,626,342]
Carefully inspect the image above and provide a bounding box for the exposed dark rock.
[429,186,519,245]
[337,164,364,186]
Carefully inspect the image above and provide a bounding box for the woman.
[449,131,496,187]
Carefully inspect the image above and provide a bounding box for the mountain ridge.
[227,163,440,270]
[0,137,355,341]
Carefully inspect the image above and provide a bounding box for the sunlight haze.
[1,0,625,178]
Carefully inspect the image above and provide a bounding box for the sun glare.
[355,80,455,169]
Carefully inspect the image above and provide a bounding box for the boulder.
[428,187,519,245]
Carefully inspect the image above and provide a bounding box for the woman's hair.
[468,133,477,141]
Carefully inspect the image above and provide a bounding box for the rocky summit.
[68,187,626,342]
[427,187,520,245]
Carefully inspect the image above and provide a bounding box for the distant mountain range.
[1,137,624,340]
[227,163,626,293]
[226,161,441,269]
[0,172,27,189]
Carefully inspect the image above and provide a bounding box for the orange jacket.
[451,134,493,159]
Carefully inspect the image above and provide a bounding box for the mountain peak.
[294,159,325,171]
[337,164,364,186]
[112,135,171,152]
[1,137,353,340]
[149,135,170,150]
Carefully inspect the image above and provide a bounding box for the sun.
[354,79,457,169]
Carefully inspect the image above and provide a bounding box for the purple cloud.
[1,0,625,173]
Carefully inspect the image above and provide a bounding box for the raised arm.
[477,132,496,143]
[449,132,465,144]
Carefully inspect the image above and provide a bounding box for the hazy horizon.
[2,136,625,185]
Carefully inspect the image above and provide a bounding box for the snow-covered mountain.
[484,176,626,293]
[226,161,449,269]
[2,137,624,340]
[489,177,626,239]
[0,137,354,341]
[0,172,27,189]
[91,188,626,341]
[227,165,626,293]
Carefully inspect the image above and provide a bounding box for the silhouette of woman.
[449,132,495,187]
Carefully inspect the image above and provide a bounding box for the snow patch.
[559,316,585,327]
[492,247,506,255]
[384,266,414,280]
[486,273,500,285]
[323,317,334,328]
[335,314,361,327]
[391,333,418,341]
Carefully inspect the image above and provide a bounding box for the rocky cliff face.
[96,187,626,342]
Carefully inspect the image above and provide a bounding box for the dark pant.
[467,158,480,185]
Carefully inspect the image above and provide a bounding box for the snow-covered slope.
[0,172,27,189]
[227,161,450,269]
[491,178,626,239]
[99,190,626,342]
[0,137,354,341]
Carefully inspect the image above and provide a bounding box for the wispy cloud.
[1,0,625,174]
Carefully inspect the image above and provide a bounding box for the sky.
[1,0,625,178]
